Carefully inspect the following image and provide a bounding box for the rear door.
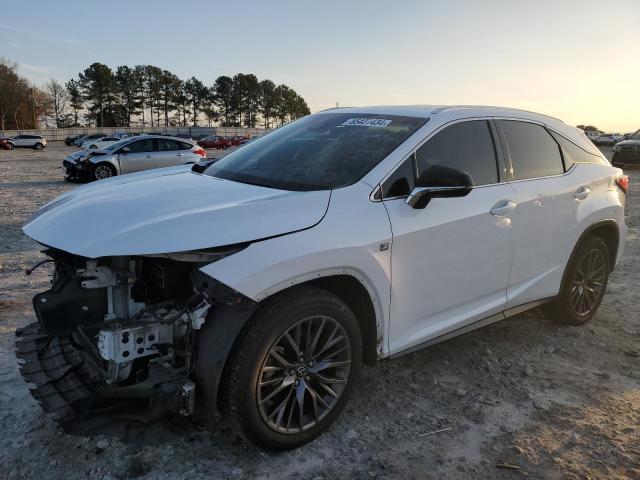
[118,138,157,174]
[497,120,575,307]
[156,139,192,168]
[384,119,517,354]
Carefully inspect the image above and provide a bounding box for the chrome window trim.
[369,115,588,202]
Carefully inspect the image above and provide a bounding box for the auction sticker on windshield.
[341,118,393,127]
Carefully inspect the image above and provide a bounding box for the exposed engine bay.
[17,247,255,423]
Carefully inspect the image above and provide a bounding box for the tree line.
[0,59,49,130]
[0,58,310,130]
[58,63,310,129]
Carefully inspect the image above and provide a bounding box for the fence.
[0,126,270,142]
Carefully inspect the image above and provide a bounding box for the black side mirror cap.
[407,165,474,209]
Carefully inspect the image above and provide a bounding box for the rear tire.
[220,286,362,450]
[34,143,44,150]
[543,236,610,325]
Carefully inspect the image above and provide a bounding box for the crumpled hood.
[23,169,330,258]
[64,149,109,164]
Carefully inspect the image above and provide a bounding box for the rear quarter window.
[550,131,607,166]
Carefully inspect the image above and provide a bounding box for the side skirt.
[389,298,552,359]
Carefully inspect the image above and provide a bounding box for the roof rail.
[430,105,564,123]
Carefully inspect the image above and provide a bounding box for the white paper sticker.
[341,118,392,128]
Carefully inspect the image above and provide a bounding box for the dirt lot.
[0,143,638,479]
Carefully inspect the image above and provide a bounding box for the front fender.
[199,182,393,357]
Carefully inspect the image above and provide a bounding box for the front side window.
[500,121,564,180]
[125,139,155,153]
[415,120,499,186]
[205,113,427,191]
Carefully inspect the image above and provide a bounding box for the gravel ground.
[0,143,638,480]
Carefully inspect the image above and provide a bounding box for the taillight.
[616,175,629,194]
[194,148,207,157]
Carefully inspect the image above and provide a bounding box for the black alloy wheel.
[543,235,610,325]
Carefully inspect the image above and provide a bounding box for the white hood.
[23,169,331,258]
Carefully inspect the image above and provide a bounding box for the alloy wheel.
[94,165,113,180]
[257,315,352,434]
[570,247,606,317]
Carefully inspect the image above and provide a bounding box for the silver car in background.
[63,135,207,182]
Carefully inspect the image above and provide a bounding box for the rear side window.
[157,139,181,151]
[415,120,499,186]
[549,131,606,166]
[500,121,564,180]
[179,141,193,150]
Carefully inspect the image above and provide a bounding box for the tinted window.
[126,139,155,153]
[157,139,181,151]
[205,113,427,191]
[500,121,564,180]
[550,131,606,166]
[415,120,498,186]
[381,156,416,198]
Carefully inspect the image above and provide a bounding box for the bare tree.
[45,79,68,128]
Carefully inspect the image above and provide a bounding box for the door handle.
[574,186,590,200]
[145,155,151,158]
[490,199,517,217]
[176,153,184,156]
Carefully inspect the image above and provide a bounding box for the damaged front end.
[17,246,255,423]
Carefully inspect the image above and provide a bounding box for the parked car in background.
[65,134,85,146]
[612,129,640,168]
[198,135,232,149]
[63,135,207,181]
[228,135,249,146]
[583,130,602,142]
[73,133,105,146]
[593,133,623,146]
[81,136,122,150]
[9,134,46,150]
[0,138,13,150]
[18,106,627,450]
[193,133,211,141]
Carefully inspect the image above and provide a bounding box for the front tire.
[92,162,116,181]
[220,286,362,450]
[543,236,610,325]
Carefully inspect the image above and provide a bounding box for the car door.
[156,138,189,168]
[496,120,576,307]
[118,138,157,174]
[12,135,26,147]
[383,119,517,354]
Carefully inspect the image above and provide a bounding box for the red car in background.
[228,135,249,146]
[197,136,232,149]
[0,138,14,150]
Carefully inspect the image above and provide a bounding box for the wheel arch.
[580,219,620,272]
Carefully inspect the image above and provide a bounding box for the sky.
[1,0,638,132]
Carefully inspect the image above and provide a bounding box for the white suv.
[16,106,627,450]
[8,134,46,150]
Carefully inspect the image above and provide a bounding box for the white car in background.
[80,136,122,150]
[18,106,628,450]
[8,134,47,150]
[593,133,623,146]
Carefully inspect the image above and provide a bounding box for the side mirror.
[120,146,131,154]
[406,165,474,209]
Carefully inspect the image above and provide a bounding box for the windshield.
[204,113,427,191]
